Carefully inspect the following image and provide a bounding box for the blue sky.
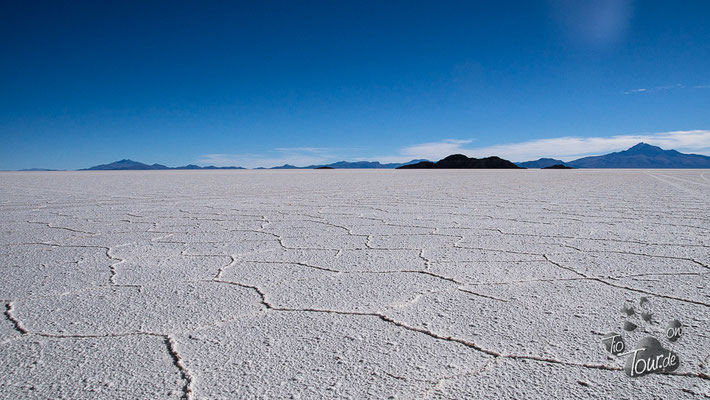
[1,1,709,169]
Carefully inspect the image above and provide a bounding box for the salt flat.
[0,169,708,399]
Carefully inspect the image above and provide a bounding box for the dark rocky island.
[397,154,522,169]
[542,164,574,169]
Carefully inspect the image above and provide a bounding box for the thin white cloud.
[197,153,332,168]
[380,130,710,163]
[397,139,474,161]
[200,130,710,167]
[625,88,647,94]
[625,84,685,94]
[197,147,350,168]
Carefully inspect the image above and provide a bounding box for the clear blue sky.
[1,1,709,169]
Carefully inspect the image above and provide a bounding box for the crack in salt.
[24,329,196,398]
[165,335,195,400]
[210,279,710,382]
[214,255,237,280]
[544,255,710,308]
[4,302,28,334]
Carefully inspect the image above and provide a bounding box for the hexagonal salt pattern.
[0,169,708,399]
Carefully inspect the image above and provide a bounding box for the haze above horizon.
[2,1,709,169]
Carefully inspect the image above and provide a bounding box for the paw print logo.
[601,297,682,378]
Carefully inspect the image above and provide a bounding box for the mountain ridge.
[268,159,428,169]
[517,143,710,169]
[81,159,245,170]
[566,143,710,168]
[516,158,566,168]
[71,143,710,171]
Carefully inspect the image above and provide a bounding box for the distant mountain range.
[570,143,710,168]
[516,143,710,168]
[267,159,428,169]
[80,158,428,171]
[397,154,521,169]
[27,143,710,171]
[81,159,245,170]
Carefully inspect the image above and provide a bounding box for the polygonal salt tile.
[547,252,707,278]
[280,234,368,250]
[368,234,460,249]
[0,263,109,298]
[0,335,184,399]
[319,248,427,272]
[383,279,660,367]
[220,261,453,313]
[423,247,544,263]
[432,358,707,399]
[427,261,579,285]
[15,280,264,335]
[347,224,434,235]
[175,311,491,399]
[113,255,232,285]
[182,240,282,256]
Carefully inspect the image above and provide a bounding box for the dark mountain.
[82,159,169,170]
[19,168,60,171]
[516,158,567,168]
[543,164,574,169]
[567,143,710,168]
[314,166,334,169]
[397,154,522,169]
[82,159,244,170]
[399,160,436,168]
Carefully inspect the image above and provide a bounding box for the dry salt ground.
[0,169,708,399]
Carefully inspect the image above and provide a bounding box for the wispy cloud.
[397,139,474,161]
[622,83,710,94]
[197,153,326,169]
[379,130,710,163]
[201,130,710,167]
[196,146,362,168]
[625,88,648,94]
